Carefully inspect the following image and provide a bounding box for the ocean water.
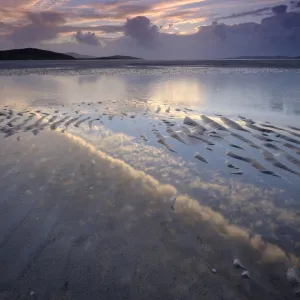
[0,65,300,299]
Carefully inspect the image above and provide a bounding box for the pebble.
[211,269,217,274]
[29,291,35,296]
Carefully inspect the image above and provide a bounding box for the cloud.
[262,11,300,29]
[27,11,66,25]
[0,0,69,11]
[124,16,159,46]
[272,5,288,14]
[113,9,300,59]
[18,8,300,59]
[31,0,70,10]
[61,25,123,34]
[76,0,206,23]
[216,7,271,21]
[192,10,300,58]
[0,2,299,58]
[290,0,300,8]
[65,3,152,22]
[0,22,15,33]
[58,121,300,266]
[108,3,152,18]
[150,0,206,11]
[9,11,67,46]
[216,3,291,22]
[74,30,101,46]
[0,0,40,9]
[4,10,123,47]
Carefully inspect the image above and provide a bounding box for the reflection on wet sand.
[0,129,299,300]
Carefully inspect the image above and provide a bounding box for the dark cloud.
[105,11,300,59]
[193,11,300,58]
[74,31,101,46]
[0,21,14,32]
[6,11,122,47]
[290,0,300,8]
[10,11,67,46]
[212,23,227,40]
[272,5,288,14]
[124,16,159,46]
[10,24,59,46]
[262,11,300,29]
[216,7,271,21]
[216,4,290,22]
[26,11,66,26]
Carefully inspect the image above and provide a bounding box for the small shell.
[241,271,250,279]
[233,258,244,269]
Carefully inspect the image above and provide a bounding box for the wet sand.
[1,66,300,299]
[0,121,298,300]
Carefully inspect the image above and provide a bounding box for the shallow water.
[0,65,300,299]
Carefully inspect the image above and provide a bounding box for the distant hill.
[0,48,75,60]
[93,55,141,60]
[228,55,300,60]
[66,52,95,59]
[0,48,142,61]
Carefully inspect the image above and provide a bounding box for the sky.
[0,0,300,58]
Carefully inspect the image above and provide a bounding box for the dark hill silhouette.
[229,55,300,59]
[66,52,95,59]
[93,55,141,60]
[0,48,75,60]
[0,48,141,60]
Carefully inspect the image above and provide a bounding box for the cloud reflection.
[0,116,299,299]
[61,124,300,266]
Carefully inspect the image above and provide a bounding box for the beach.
[0,63,300,299]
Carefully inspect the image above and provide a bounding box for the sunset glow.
[1,0,299,58]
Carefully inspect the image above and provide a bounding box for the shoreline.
[0,59,300,69]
